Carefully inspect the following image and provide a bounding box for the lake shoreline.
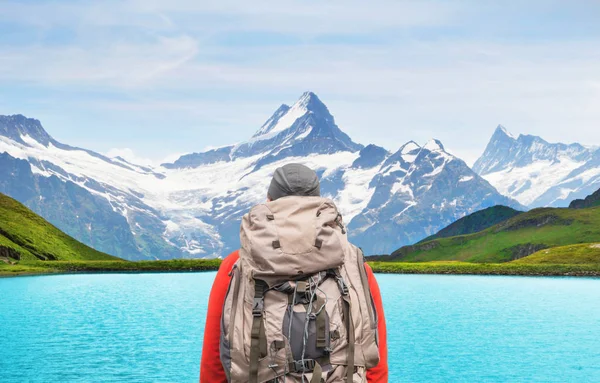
[368,261,600,277]
[0,269,221,278]
[2,260,600,278]
[0,259,221,278]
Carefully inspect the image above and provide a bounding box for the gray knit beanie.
[267,163,320,201]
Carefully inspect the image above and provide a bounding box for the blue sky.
[1,0,600,165]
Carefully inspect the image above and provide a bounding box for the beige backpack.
[220,196,380,383]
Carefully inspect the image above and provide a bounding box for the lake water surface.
[1,272,599,382]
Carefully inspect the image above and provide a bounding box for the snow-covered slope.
[0,115,182,260]
[473,125,600,207]
[0,94,522,258]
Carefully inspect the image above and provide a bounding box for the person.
[200,163,388,382]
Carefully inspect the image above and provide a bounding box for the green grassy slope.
[514,243,600,264]
[418,205,522,243]
[386,206,600,263]
[0,193,121,262]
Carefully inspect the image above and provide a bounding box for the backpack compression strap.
[249,279,268,383]
[331,269,355,383]
[342,294,355,382]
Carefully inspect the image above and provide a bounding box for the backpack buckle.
[252,297,264,316]
[336,277,349,296]
[290,359,316,372]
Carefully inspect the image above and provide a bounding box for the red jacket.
[200,250,388,382]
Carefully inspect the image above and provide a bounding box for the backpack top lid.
[240,196,347,285]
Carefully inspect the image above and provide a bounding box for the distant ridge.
[381,204,600,263]
[569,187,600,209]
[418,205,523,243]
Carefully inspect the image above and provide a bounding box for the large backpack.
[220,196,380,383]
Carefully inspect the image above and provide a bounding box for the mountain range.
[473,125,600,207]
[0,92,597,259]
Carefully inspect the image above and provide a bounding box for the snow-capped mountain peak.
[252,92,328,139]
[495,124,516,139]
[423,139,445,152]
[296,91,325,109]
[165,92,362,169]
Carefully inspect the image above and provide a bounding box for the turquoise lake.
[1,272,599,382]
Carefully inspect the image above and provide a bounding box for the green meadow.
[382,206,600,263]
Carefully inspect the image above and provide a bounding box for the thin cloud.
[0,0,462,32]
[0,35,199,87]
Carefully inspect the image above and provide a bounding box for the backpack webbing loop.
[330,329,340,340]
[311,360,323,383]
[297,280,307,294]
[272,340,285,350]
[249,279,268,383]
[314,238,323,249]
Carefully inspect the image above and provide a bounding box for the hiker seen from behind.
[201,163,388,382]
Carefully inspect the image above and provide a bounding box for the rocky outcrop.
[505,243,548,260]
[0,245,20,261]
[499,213,573,232]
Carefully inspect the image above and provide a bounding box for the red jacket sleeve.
[365,263,388,383]
[200,251,239,383]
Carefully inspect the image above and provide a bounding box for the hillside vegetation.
[0,193,121,262]
[418,205,522,243]
[386,206,600,263]
[514,243,600,264]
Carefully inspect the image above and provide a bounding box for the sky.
[1,0,600,166]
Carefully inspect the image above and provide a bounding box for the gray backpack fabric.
[220,196,380,383]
